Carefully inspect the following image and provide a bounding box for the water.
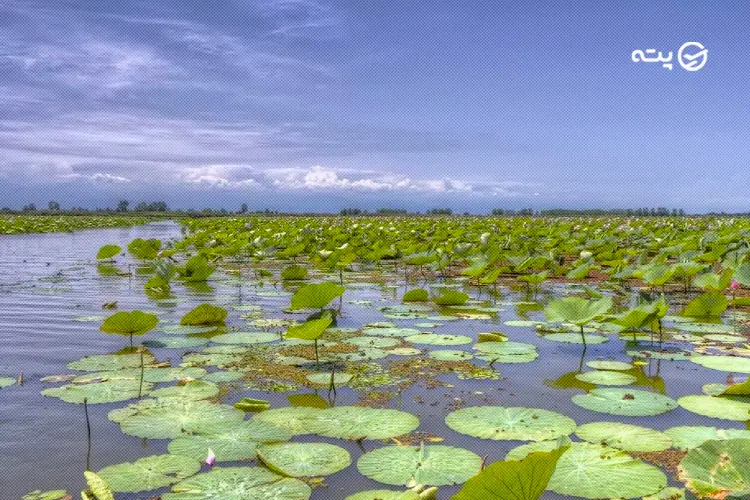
[0,223,747,498]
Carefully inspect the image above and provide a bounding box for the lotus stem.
[84,397,91,471]
[580,325,587,346]
[138,351,144,399]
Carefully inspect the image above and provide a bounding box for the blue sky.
[0,0,748,212]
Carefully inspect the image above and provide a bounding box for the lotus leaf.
[665,426,750,450]
[574,422,672,451]
[678,439,750,498]
[162,467,312,500]
[257,442,351,477]
[445,406,576,441]
[572,388,678,416]
[97,454,200,492]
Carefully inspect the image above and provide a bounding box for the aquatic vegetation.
[10,215,750,499]
[96,244,121,260]
[677,439,750,498]
[452,446,567,500]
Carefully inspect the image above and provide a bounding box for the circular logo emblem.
[678,42,708,71]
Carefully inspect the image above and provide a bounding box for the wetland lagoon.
[2,215,750,500]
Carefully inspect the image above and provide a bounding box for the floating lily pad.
[362,327,421,338]
[345,490,421,500]
[504,437,573,460]
[677,395,750,421]
[544,443,666,499]
[405,334,472,345]
[311,406,420,440]
[543,333,609,344]
[626,350,693,361]
[643,487,685,500]
[575,371,637,386]
[168,420,292,462]
[356,444,482,486]
[429,350,474,361]
[42,379,152,404]
[97,454,200,492]
[575,422,672,452]
[572,388,678,416]
[690,355,750,373]
[445,406,576,441]
[143,367,208,383]
[113,399,244,439]
[160,325,219,335]
[665,426,750,450]
[144,337,210,349]
[0,376,17,388]
[678,438,750,498]
[474,341,538,363]
[348,336,400,348]
[162,467,311,500]
[211,332,280,345]
[253,407,323,435]
[150,380,220,401]
[585,360,633,371]
[388,347,422,356]
[333,348,390,362]
[67,353,157,372]
[504,320,543,327]
[257,442,351,477]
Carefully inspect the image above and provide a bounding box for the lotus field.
[5,215,750,500]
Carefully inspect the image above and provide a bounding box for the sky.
[0,0,748,212]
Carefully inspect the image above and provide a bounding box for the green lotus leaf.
[543,333,609,344]
[678,438,750,498]
[96,244,121,260]
[572,388,678,416]
[544,296,612,326]
[229,397,268,413]
[144,336,210,349]
[428,350,474,361]
[143,367,207,383]
[677,395,750,421]
[150,380,220,401]
[0,376,16,388]
[452,446,567,500]
[211,332,279,345]
[362,327,422,338]
[160,324,220,335]
[290,282,345,310]
[585,360,633,371]
[643,487,685,500]
[665,426,750,450]
[445,406,576,441]
[477,332,508,343]
[83,471,115,500]
[473,341,539,363]
[281,264,308,280]
[679,292,729,319]
[508,442,666,499]
[162,467,312,500]
[257,442,351,477]
[348,336,400,348]
[389,347,423,356]
[403,288,429,302]
[253,407,324,435]
[574,370,637,386]
[287,393,330,409]
[721,378,750,396]
[575,422,672,452]
[406,333,473,345]
[42,379,152,404]
[21,490,69,500]
[285,315,333,341]
[690,355,750,374]
[97,454,200,492]
[168,419,291,462]
[311,406,420,440]
[433,290,470,306]
[357,444,482,486]
[180,304,228,326]
[127,237,161,260]
[504,438,573,461]
[100,310,158,337]
[114,399,244,439]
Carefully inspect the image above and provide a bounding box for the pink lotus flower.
[205,448,216,467]
[730,280,740,290]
